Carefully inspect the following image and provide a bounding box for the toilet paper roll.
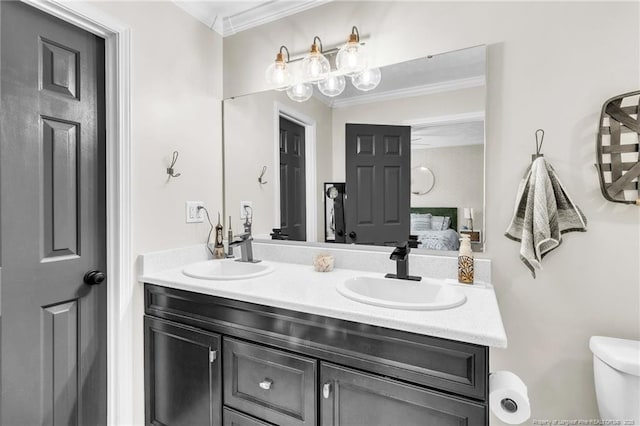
[489,371,531,424]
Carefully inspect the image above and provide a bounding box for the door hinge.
[209,349,217,363]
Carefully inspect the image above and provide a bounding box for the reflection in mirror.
[411,166,435,195]
[224,45,486,252]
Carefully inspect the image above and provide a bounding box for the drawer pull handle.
[259,378,273,390]
[322,382,332,399]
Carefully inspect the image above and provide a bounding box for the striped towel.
[505,157,587,278]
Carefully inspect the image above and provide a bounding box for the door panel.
[43,117,80,258]
[279,116,306,241]
[42,300,79,426]
[345,124,411,246]
[0,2,106,425]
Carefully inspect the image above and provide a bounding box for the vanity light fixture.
[265,45,292,91]
[301,36,330,82]
[265,26,381,102]
[336,26,367,76]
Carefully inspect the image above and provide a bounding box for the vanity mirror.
[224,45,486,252]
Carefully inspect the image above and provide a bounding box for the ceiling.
[172,0,328,37]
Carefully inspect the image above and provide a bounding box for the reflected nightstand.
[459,230,481,243]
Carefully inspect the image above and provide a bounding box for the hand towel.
[505,157,587,277]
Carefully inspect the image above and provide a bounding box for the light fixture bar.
[285,40,368,64]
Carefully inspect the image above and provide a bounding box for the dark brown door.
[145,317,222,426]
[0,2,106,425]
[320,363,487,426]
[345,124,411,246]
[280,116,306,241]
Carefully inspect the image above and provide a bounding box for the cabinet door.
[320,363,487,426]
[145,316,222,426]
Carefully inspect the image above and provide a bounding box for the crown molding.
[222,0,330,37]
[328,75,486,109]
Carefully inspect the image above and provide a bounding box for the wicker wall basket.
[596,90,640,206]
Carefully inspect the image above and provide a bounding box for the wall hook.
[167,151,181,178]
[258,166,268,185]
[531,129,545,161]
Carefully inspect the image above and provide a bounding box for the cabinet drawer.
[320,362,487,426]
[223,408,272,426]
[223,338,317,426]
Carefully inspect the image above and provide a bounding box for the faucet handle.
[234,232,252,242]
[394,241,410,254]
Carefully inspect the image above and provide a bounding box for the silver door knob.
[84,270,106,285]
[259,378,273,390]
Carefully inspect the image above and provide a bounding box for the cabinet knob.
[259,378,273,390]
[322,382,332,399]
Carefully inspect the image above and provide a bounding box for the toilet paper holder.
[501,398,518,413]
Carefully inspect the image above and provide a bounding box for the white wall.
[224,1,640,421]
[83,2,223,424]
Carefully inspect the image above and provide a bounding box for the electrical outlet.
[185,201,204,223]
[240,201,253,219]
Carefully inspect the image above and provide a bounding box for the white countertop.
[140,259,507,348]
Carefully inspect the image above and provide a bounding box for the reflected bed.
[410,207,460,251]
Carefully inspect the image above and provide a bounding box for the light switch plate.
[186,201,204,223]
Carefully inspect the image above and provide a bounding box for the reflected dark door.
[280,116,306,241]
[0,2,106,425]
[345,124,411,246]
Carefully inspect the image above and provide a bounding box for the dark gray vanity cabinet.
[144,317,222,426]
[144,284,489,426]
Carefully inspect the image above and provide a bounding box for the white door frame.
[273,102,318,242]
[19,1,133,425]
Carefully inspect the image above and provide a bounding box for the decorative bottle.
[458,234,474,284]
[214,213,225,259]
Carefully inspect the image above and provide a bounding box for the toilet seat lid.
[590,336,640,377]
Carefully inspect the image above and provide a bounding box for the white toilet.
[590,336,640,422]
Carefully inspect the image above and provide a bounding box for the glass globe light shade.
[301,44,330,83]
[336,40,367,76]
[317,74,346,97]
[265,53,291,90]
[352,67,381,91]
[286,82,313,102]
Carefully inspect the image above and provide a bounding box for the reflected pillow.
[431,215,451,230]
[410,213,432,232]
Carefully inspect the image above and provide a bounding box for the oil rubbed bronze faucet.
[385,242,421,281]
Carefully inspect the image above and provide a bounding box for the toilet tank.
[590,336,640,422]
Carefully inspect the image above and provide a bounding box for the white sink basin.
[182,259,274,280]
[336,276,466,310]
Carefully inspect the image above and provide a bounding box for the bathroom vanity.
[140,245,506,426]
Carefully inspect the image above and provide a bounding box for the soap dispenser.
[458,234,474,284]
[213,213,225,259]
